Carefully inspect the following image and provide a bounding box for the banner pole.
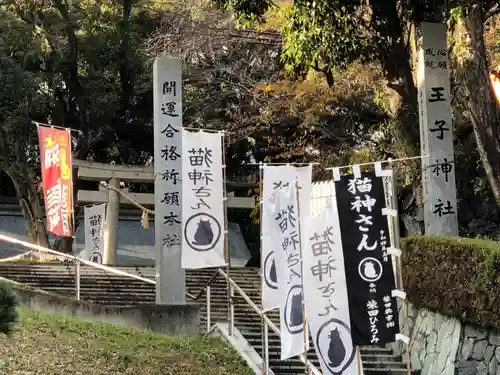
[387,164,412,375]
[221,133,232,335]
[356,346,362,375]
[264,319,270,375]
[294,179,309,375]
[259,163,266,375]
[67,128,80,299]
[35,122,42,260]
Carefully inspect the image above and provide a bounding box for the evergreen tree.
[0,282,18,335]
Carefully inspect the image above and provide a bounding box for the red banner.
[37,125,74,237]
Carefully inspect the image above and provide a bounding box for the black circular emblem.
[183,212,222,252]
[316,319,355,375]
[284,284,304,334]
[264,251,278,290]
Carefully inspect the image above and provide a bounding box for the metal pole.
[230,285,235,334]
[387,165,412,375]
[294,179,309,375]
[75,260,81,300]
[206,285,211,332]
[221,133,232,336]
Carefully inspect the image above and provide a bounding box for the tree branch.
[485,4,500,20]
[52,0,86,129]
[118,0,133,111]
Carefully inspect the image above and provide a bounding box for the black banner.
[335,171,399,346]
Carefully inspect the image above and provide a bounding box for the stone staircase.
[0,263,412,374]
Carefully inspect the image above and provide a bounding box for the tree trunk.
[4,167,49,248]
[460,8,500,205]
[27,195,49,249]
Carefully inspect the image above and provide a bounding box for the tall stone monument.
[153,56,186,304]
[417,22,458,235]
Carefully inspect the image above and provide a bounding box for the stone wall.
[403,304,461,374]
[456,327,500,375]
[396,302,500,375]
[11,283,200,335]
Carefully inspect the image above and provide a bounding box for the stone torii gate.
[74,159,254,264]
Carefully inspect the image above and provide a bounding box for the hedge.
[401,235,500,331]
[0,282,18,335]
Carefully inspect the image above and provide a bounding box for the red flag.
[37,124,74,237]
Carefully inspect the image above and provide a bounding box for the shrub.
[401,235,500,331]
[0,282,18,334]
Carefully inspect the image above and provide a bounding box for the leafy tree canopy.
[208,0,500,234]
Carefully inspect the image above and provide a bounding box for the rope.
[105,186,155,215]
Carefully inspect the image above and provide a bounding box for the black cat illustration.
[191,219,214,246]
[269,259,277,283]
[327,327,346,368]
[289,292,303,327]
[90,252,102,264]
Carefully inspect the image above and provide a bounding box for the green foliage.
[0,57,44,163]
[281,0,369,77]
[0,308,252,375]
[0,282,18,335]
[401,236,500,331]
[212,0,273,25]
[0,0,162,165]
[228,64,390,168]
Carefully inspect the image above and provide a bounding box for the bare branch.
[485,4,500,20]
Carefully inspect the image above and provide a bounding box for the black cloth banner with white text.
[335,171,399,345]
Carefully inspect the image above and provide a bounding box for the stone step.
[267,357,407,367]
[0,266,259,279]
[271,368,411,375]
[250,345,400,358]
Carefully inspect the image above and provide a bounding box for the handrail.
[217,268,322,375]
[0,233,157,285]
[0,250,32,262]
[188,270,220,301]
[0,232,215,301]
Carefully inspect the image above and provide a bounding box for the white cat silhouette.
[363,261,377,279]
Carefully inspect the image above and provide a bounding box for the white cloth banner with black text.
[303,205,364,375]
[261,165,312,312]
[264,183,307,360]
[83,203,106,264]
[181,130,226,269]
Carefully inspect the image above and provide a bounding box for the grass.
[0,309,253,375]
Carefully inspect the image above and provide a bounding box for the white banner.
[261,165,312,312]
[265,183,307,360]
[303,205,364,375]
[181,130,226,268]
[84,203,106,264]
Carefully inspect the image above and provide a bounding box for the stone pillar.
[153,56,186,305]
[417,22,458,235]
[103,178,119,265]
